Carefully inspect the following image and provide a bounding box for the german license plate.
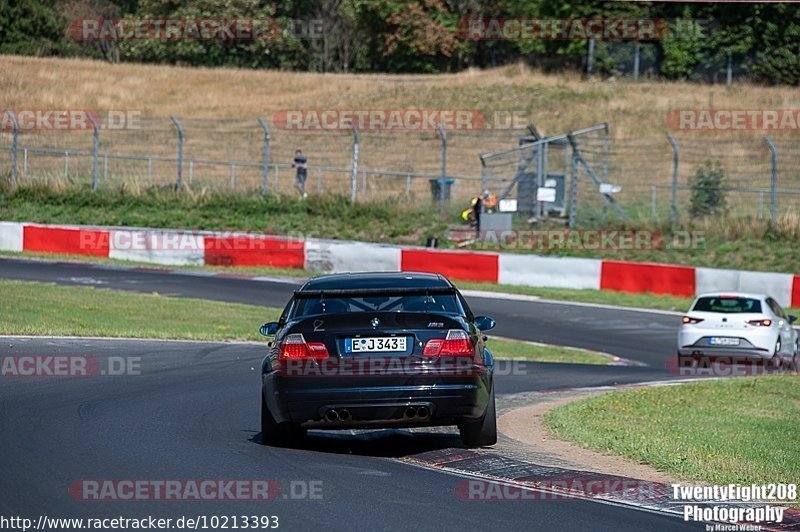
[709,337,740,346]
[346,336,406,353]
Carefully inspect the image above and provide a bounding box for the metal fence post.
[479,155,487,193]
[726,53,733,86]
[602,123,609,183]
[633,42,640,81]
[257,117,270,194]
[436,123,447,213]
[170,116,184,189]
[350,124,359,203]
[667,134,679,225]
[3,110,19,186]
[651,185,657,221]
[86,113,100,190]
[567,134,578,228]
[535,143,544,218]
[764,137,778,222]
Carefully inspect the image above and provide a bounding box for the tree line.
[1,0,798,84]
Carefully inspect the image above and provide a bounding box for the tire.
[767,354,783,370]
[459,384,497,448]
[260,393,306,446]
[768,340,783,370]
[794,341,800,373]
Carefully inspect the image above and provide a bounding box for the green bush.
[689,160,727,217]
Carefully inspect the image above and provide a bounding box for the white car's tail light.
[682,316,704,324]
[746,319,772,327]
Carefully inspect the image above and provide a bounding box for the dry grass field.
[3,55,799,134]
[1,55,799,213]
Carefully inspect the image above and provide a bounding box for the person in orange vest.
[482,189,498,213]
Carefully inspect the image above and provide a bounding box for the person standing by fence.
[292,148,308,198]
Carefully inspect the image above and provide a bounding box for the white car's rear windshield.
[692,297,762,313]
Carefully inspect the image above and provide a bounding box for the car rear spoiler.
[293,287,456,298]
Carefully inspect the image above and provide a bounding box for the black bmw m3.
[259,272,497,447]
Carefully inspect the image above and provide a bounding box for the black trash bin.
[429,178,455,205]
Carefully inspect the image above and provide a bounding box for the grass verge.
[544,377,800,486]
[0,279,280,341]
[0,279,608,364]
[0,186,448,247]
[489,337,613,365]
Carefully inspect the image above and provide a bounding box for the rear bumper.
[263,370,491,428]
[677,345,771,359]
[678,329,774,354]
[677,330,777,358]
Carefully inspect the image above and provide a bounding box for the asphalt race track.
[0,258,700,531]
[0,257,679,366]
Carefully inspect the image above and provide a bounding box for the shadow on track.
[250,428,463,457]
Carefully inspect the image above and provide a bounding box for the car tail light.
[423,330,474,357]
[682,316,704,324]
[746,319,772,327]
[279,333,330,360]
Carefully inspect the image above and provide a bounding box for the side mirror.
[474,315,496,331]
[260,322,280,336]
[789,315,797,324]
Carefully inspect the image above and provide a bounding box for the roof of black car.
[300,271,451,291]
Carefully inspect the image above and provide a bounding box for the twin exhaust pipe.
[324,409,351,422]
[323,405,431,423]
[403,406,430,419]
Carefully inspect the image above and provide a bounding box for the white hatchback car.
[678,292,799,368]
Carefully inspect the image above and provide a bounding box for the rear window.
[293,294,460,317]
[692,297,762,313]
